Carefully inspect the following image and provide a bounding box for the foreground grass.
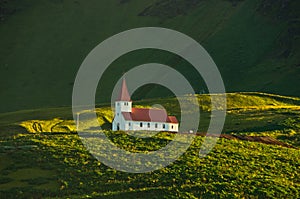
[0,132,299,198]
[0,92,300,198]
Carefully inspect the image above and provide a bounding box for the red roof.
[117,78,131,101]
[122,108,178,124]
[167,116,178,123]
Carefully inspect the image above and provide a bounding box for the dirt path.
[196,132,296,149]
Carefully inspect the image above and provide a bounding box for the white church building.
[112,78,179,132]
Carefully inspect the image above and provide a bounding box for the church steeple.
[117,78,131,101]
[115,78,132,113]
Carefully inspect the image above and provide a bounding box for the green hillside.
[1,92,300,146]
[0,93,300,198]
[0,0,299,113]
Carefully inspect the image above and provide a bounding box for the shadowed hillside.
[0,0,299,112]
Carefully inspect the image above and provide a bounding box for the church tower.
[112,78,132,131]
[115,78,132,115]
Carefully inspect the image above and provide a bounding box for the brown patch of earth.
[195,132,296,148]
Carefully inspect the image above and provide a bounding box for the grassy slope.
[0,0,299,113]
[1,92,299,145]
[1,133,299,198]
[0,93,300,198]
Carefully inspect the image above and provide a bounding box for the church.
[112,79,179,132]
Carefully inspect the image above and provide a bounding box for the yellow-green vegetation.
[19,107,114,133]
[0,92,300,198]
[12,92,300,147]
[20,118,76,133]
[0,131,299,198]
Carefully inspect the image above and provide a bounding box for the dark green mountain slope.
[0,0,299,112]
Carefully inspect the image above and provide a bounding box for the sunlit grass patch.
[0,92,299,197]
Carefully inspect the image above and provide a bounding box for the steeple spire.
[117,78,131,101]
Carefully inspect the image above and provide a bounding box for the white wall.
[113,100,132,131]
[112,113,126,131]
[128,121,178,132]
[113,118,178,132]
[115,101,132,113]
